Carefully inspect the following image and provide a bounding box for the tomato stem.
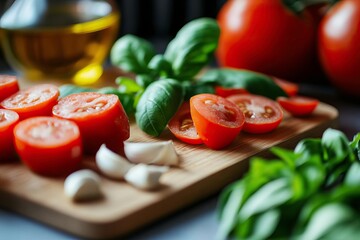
[283,0,332,14]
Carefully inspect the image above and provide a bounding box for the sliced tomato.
[277,96,319,117]
[272,77,299,97]
[227,94,283,134]
[168,101,202,145]
[0,75,19,102]
[215,86,249,98]
[0,109,19,162]
[0,84,59,120]
[14,117,82,177]
[190,94,244,150]
[53,92,130,155]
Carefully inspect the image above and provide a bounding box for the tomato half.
[14,117,82,177]
[216,0,315,81]
[0,109,19,162]
[168,101,202,145]
[190,94,244,150]
[318,0,360,98]
[227,94,283,134]
[277,96,318,117]
[272,77,299,97]
[215,86,249,98]
[0,84,59,120]
[53,92,130,155]
[0,75,19,102]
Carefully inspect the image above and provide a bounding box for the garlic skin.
[124,141,179,166]
[124,164,169,190]
[64,169,102,201]
[95,144,134,179]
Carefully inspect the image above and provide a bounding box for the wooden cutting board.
[0,102,338,239]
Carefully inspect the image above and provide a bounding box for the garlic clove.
[124,164,169,190]
[124,140,179,166]
[64,169,102,201]
[95,144,134,179]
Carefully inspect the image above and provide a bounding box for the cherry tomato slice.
[215,86,249,98]
[190,94,244,150]
[0,84,59,120]
[272,77,299,97]
[0,75,19,102]
[168,101,203,145]
[277,96,319,117]
[0,109,19,162]
[14,117,82,177]
[53,92,130,155]
[227,94,283,134]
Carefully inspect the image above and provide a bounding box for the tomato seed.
[180,118,194,131]
[0,113,5,122]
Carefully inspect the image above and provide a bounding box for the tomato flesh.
[227,94,283,134]
[190,94,244,150]
[14,117,82,177]
[53,92,130,155]
[168,101,202,145]
[0,84,59,120]
[0,75,19,102]
[0,109,19,162]
[277,96,318,117]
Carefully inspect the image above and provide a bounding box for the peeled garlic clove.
[124,140,179,166]
[64,169,102,201]
[124,164,169,190]
[96,144,134,179]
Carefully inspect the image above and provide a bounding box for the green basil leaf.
[135,74,156,88]
[116,77,143,93]
[322,128,355,165]
[135,79,184,136]
[344,162,360,186]
[350,133,360,161]
[164,18,220,79]
[110,34,155,74]
[59,84,95,98]
[182,81,215,100]
[199,68,287,99]
[297,203,356,240]
[294,138,324,166]
[216,181,245,240]
[239,178,292,221]
[147,54,173,77]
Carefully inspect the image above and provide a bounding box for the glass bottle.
[0,0,120,85]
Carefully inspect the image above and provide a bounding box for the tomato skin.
[277,96,318,117]
[217,0,315,81]
[190,94,244,150]
[215,86,249,98]
[52,92,130,155]
[14,117,82,177]
[272,77,299,97]
[227,94,283,134]
[0,109,19,162]
[168,101,203,145]
[0,75,19,102]
[0,84,59,120]
[318,0,360,98]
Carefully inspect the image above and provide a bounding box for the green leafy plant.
[217,129,360,240]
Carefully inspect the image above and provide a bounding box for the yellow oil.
[0,2,120,85]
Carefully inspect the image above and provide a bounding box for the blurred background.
[0,0,227,70]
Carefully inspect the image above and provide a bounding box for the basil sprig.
[110,18,220,136]
[217,129,360,240]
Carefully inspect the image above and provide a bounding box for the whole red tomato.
[318,0,360,98]
[216,0,315,81]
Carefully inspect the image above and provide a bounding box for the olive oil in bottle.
[0,0,120,85]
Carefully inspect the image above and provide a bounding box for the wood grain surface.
[0,101,338,239]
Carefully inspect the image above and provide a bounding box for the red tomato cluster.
[169,93,286,150]
[0,76,130,177]
[217,0,360,98]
